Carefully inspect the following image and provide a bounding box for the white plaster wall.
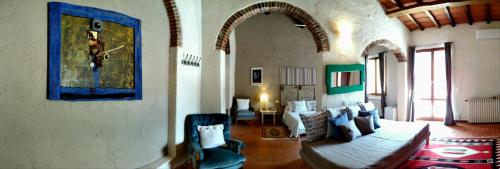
[234,13,321,109]
[225,32,236,110]
[411,22,500,121]
[201,0,411,115]
[166,0,202,164]
[0,0,169,168]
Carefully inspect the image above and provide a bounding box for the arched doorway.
[163,0,181,47]
[361,39,407,121]
[215,1,330,53]
[361,39,406,62]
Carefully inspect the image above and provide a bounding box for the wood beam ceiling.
[486,4,491,24]
[444,6,456,27]
[464,5,473,25]
[407,13,424,31]
[386,0,496,18]
[424,10,441,28]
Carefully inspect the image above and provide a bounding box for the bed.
[282,107,315,137]
[300,119,430,169]
[280,85,316,137]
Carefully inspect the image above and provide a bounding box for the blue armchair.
[230,96,257,125]
[186,114,246,169]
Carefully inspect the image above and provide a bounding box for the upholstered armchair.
[230,96,257,125]
[186,114,246,169]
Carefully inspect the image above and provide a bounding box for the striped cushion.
[300,111,331,142]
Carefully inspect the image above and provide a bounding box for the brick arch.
[215,1,330,53]
[361,39,406,62]
[163,0,182,47]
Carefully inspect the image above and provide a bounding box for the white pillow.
[347,105,361,118]
[236,99,250,111]
[306,100,316,111]
[286,101,294,111]
[198,124,226,149]
[326,106,347,117]
[293,100,307,112]
[359,101,376,112]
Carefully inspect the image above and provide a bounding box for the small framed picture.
[251,67,263,85]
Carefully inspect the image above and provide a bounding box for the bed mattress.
[300,119,430,169]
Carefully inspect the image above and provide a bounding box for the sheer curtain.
[444,42,455,125]
[407,46,416,122]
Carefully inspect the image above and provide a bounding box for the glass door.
[414,48,446,121]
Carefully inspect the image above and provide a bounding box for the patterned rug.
[262,126,288,139]
[400,138,500,169]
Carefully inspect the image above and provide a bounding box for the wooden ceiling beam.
[407,13,424,31]
[464,5,473,25]
[444,6,456,27]
[424,10,441,28]
[386,0,498,18]
[486,3,491,24]
[393,0,405,9]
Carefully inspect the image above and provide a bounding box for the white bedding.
[282,108,316,137]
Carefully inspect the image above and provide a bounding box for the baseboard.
[137,155,173,169]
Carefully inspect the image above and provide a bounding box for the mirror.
[331,71,361,87]
[325,64,365,95]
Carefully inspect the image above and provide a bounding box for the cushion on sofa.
[339,120,362,142]
[359,109,381,129]
[325,112,349,139]
[346,105,361,120]
[354,116,375,135]
[300,111,331,142]
[294,100,308,112]
[359,101,376,112]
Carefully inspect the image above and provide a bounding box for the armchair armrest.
[225,139,245,154]
[190,142,204,161]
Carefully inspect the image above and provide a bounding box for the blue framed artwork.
[48,2,142,101]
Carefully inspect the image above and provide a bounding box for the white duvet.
[282,109,316,137]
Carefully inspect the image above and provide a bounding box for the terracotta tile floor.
[180,121,500,169]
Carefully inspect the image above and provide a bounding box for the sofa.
[299,105,430,169]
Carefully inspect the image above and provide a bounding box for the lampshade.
[260,93,269,102]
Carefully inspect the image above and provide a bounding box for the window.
[414,47,446,121]
[366,56,381,95]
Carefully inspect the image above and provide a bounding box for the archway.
[361,39,406,62]
[163,0,181,47]
[361,39,408,122]
[215,1,330,53]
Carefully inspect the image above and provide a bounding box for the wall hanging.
[48,2,142,101]
[251,67,263,85]
[325,64,365,95]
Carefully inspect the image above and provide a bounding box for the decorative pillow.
[346,105,361,120]
[236,99,250,111]
[325,112,349,139]
[299,111,331,142]
[325,106,347,118]
[306,100,316,111]
[359,101,376,112]
[286,101,294,111]
[354,116,375,135]
[339,120,362,142]
[359,109,381,129]
[294,100,308,112]
[198,124,226,149]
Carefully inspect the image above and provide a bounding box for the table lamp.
[260,93,269,110]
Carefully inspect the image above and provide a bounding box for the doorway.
[414,47,446,121]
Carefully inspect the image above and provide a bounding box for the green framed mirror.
[325,64,365,95]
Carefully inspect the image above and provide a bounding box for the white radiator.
[467,98,500,123]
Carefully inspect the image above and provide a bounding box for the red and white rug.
[400,138,500,169]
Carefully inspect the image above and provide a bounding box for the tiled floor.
[180,120,500,169]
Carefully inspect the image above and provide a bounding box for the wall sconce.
[330,19,354,55]
[260,93,269,110]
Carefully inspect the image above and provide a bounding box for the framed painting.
[48,2,142,101]
[251,67,263,85]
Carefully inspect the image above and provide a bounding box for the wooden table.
[260,109,277,125]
